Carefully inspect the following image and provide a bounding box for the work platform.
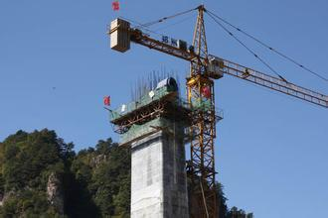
[109,79,223,147]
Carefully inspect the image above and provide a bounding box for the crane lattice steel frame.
[187,5,217,218]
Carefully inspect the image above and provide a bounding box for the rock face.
[47,172,64,215]
[0,193,4,206]
[0,191,15,207]
[90,154,107,168]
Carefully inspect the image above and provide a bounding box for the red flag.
[104,96,111,106]
[112,1,120,11]
[201,86,211,99]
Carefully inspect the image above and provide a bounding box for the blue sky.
[1,0,327,217]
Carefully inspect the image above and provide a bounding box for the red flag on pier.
[104,96,111,106]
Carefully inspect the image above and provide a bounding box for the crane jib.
[210,56,328,108]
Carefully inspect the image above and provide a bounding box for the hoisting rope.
[200,180,210,218]
[206,11,289,82]
[206,10,328,83]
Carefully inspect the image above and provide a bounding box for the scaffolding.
[109,82,223,147]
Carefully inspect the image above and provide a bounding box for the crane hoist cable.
[206,12,289,82]
[206,10,328,83]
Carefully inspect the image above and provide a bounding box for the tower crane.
[108,5,328,218]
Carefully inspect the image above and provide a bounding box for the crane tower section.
[187,5,220,218]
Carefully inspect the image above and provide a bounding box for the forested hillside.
[0,129,130,217]
[0,129,248,217]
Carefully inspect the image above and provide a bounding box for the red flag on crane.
[104,96,111,106]
[202,86,211,99]
[112,1,120,11]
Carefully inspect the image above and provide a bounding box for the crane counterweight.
[110,18,131,52]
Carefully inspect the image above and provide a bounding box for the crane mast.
[187,5,218,218]
[108,5,328,218]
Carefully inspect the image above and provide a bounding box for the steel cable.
[206,10,328,82]
[206,12,289,82]
[141,7,198,28]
